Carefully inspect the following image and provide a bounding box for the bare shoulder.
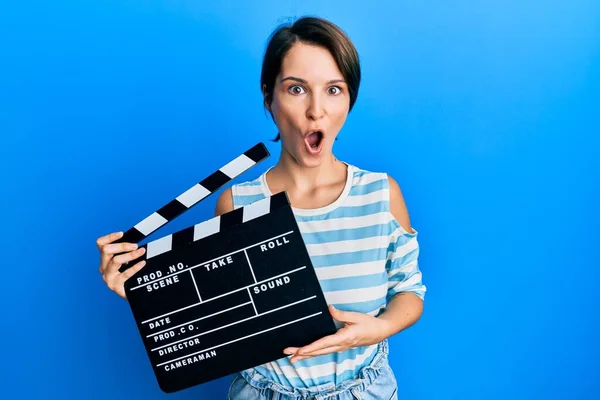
[387,175,416,234]
[214,188,234,217]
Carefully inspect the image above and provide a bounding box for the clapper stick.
[116,143,269,273]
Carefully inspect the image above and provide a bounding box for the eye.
[328,86,342,95]
[288,85,306,95]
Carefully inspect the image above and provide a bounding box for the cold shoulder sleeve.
[381,172,426,303]
[385,224,426,302]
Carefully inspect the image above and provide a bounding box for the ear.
[262,84,271,113]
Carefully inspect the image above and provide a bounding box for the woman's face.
[267,42,350,168]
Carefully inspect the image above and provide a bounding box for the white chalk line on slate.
[141,265,307,324]
[156,311,323,367]
[129,230,294,291]
[146,301,253,338]
[150,295,318,352]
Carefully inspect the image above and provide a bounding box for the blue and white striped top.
[230,162,426,388]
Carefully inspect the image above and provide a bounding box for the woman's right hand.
[97,231,147,300]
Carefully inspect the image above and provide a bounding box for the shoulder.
[386,174,415,235]
[349,164,388,187]
[347,164,414,234]
[214,173,266,216]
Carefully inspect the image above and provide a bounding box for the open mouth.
[305,131,324,152]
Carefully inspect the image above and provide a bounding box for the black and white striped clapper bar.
[117,143,337,393]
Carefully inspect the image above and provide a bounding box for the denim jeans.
[227,340,398,400]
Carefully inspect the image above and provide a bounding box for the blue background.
[1,0,598,398]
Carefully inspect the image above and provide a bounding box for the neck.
[272,148,345,191]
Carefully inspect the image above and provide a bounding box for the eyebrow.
[280,76,346,85]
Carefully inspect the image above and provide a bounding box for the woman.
[97,16,426,400]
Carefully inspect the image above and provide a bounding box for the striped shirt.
[230,162,426,388]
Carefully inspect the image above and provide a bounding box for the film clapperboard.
[116,143,337,393]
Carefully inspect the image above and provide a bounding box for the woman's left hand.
[283,305,391,363]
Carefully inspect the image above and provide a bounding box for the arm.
[376,175,425,339]
[215,188,235,216]
[283,175,426,362]
[377,291,424,338]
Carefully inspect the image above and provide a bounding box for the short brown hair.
[261,16,361,141]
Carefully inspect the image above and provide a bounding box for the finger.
[100,246,139,273]
[290,355,312,363]
[100,251,112,271]
[102,242,139,257]
[100,242,138,269]
[96,231,123,248]
[120,259,147,281]
[114,260,147,300]
[283,347,300,355]
[294,345,343,359]
[105,248,144,275]
[290,346,343,362]
[112,247,146,266]
[329,305,364,324]
[296,333,345,355]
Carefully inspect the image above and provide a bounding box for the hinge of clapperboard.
[116,142,280,273]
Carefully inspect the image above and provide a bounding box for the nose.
[306,93,325,120]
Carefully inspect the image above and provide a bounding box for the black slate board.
[124,191,337,393]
